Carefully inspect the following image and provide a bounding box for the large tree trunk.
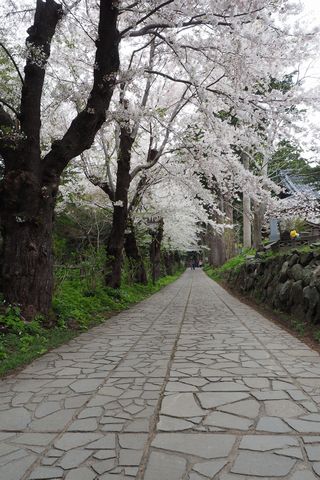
[1,200,54,320]
[105,128,133,288]
[163,251,174,276]
[124,221,148,285]
[252,201,265,249]
[223,197,236,261]
[242,153,252,249]
[0,167,58,319]
[150,218,164,284]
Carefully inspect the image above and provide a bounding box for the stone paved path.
[1,270,320,480]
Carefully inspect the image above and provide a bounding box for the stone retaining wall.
[225,250,320,323]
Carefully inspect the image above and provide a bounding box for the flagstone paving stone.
[1,269,320,478]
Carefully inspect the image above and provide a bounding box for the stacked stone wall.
[226,250,320,322]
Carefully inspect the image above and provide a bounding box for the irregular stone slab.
[166,382,198,392]
[65,467,96,480]
[243,378,269,389]
[204,412,253,430]
[157,416,193,431]
[313,463,320,475]
[119,450,142,466]
[197,392,249,409]
[85,435,116,450]
[0,408,31,430]
[189,473,204,480]
[28,466,64,479]
[245,350,270,359]
[193,459,228,476]
[264,400,305,418]
[161,393,204,417]
[256,417,292,433]
[118,434,148,449]
[252,391,289,400]
[58,450,92,469]
[290,472,319,480]
[275,447,303,459]
[152,433,235,458]
[202,382,249,392]
[92,458,116,473]
[34,402,61,419]
[30,410,76,432]
[218,399,260,418]
[305,445,320,461]
[67,419,98,432]
[231,451,296,476]
[70,379,102,393]
[144,451,187,480]
[240,435,298,451]
[55,433,102,451]
[0,455,36,480]
[286,419,320,433]
[303,436,320,443]
[11,434,55,446]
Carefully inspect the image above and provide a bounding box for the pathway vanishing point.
[1,270,320,479]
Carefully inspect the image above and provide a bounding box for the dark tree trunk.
[163,251,173,276]
[1,196,55,320]
[124,221,148,284]
[0,0,120,319]
[150,218,164,284]
[253,201,265,250]
[105,128,133,288]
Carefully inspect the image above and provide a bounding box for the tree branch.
[100,131,115,196]
[43,0,120,181]
[0,97,19,118]
[130,88,191,180]
[121,0,175,37]
[0,41,24,84]
[20,0,63,156]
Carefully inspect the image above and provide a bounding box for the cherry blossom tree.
[0,0,319,318]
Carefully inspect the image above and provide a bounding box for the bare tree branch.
[121,0,175,37]
[0,41,24,84]
[0,97,19,118]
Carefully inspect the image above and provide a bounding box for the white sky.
[288,1,320,162]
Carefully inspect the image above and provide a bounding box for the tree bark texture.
[105,128,133,288]
[163,251,174,276]
[150,218,164,284]
[124,221,148,285]
[242,153,252,249]
[224,199,236,260]
[252,201,265,249]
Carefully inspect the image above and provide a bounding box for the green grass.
[204,244,320,282]
[204,249,256,281]
[0,270,183,377]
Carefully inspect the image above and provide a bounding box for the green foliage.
[269,140,320,186]
[280,217,306,234]
[314,330,320,343]
[291,318,306,336]
[204,248,256,280]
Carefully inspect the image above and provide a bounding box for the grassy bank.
[0,271,183,377]
[204,249,256,281]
